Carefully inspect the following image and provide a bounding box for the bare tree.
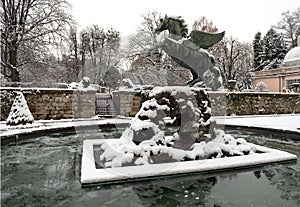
[68,27,80,81]
[104,27,120,76]
[126,11,163,60]
[192,16,218,33]
[214,37,253,89]
[192,16,224,58]
[273,7,300,49]
[0,0,73,82]
[64,25,121,84]
[79,29,91,77]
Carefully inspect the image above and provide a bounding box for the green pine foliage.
[253,32,264,69]
[253,29,287,71]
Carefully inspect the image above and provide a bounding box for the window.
[286,79,300,89]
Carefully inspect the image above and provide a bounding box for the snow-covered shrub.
[82,77,90,88]
[255,82,269,92]
[68,77,95,91]
[121,78,135,88]
[6,92,34,125]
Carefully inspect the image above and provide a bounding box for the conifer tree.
[253,32,264,70]
[6,92,34,125]
[262,28,287,70]
[253,29,287,71]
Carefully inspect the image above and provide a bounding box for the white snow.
[2,114,299,140]
[96,125,257,169]
[0,117,131,139]
[6,92,34,125]
[149,86,205,97]
[283,45,300,62]
[68,77,97,91]
[79,112,300,181]
[121,78,135,88]
[81,139,297,184]
[215,114,300,133]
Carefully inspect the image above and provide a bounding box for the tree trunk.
[10,66,20,82]
[9,45,20,82]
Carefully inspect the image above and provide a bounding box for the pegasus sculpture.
[156,15,225,50]
[153,15,225,90]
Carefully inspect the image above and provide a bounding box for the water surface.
[1,127,300,206]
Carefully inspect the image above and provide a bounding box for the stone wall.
[113,90,300,117]
[209,92,300,116]
[112,90,143,117]
[0,88,96,121]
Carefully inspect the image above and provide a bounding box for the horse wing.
[189,30,225,49]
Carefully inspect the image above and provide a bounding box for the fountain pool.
[1,127,300,207]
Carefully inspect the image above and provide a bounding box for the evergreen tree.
[6,92,34,125]
[253,32,264,70]
[253,29,287,71]
[262,28,287,70]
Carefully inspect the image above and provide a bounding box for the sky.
[71,0,299,42]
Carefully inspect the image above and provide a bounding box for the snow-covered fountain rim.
[2,114,300,144]
[79,84,299,184]
[0,117,132,142]
[81,139,297,184]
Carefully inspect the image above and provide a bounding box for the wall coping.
[0,87,97,93]
[114,89,300,96]
[208,91,300,96]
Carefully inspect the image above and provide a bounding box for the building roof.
[282,36,300,67]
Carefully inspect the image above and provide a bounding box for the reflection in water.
[1,128,300,206]
[228,128,300,206]
[132,176,218,206]
[261,166,300,205]
[70,174,220,207]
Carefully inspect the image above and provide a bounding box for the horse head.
[155,15,169,34]
[155,15,188,38]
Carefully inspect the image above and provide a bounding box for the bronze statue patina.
[155,15,225,50]
[153,15,225,90]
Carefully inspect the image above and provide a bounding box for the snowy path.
[215,114,300,134]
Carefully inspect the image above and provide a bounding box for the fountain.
[80,15,297,185]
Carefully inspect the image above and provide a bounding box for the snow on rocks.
[6,92,34,125]
[68,77,96,91]
[121,78,135,88]
[98,87,256,168]
[118,78,154,92]
[98,128,257,168]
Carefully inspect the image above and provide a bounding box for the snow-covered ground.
[0,117,131,139]
[215,114,300,134]
[1,114,299,140]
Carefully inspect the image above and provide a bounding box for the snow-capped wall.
[209,92,300,115]
[0,88,96,120]
[113,90,300,116]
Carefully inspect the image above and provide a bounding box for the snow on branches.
[6,92,34,125]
